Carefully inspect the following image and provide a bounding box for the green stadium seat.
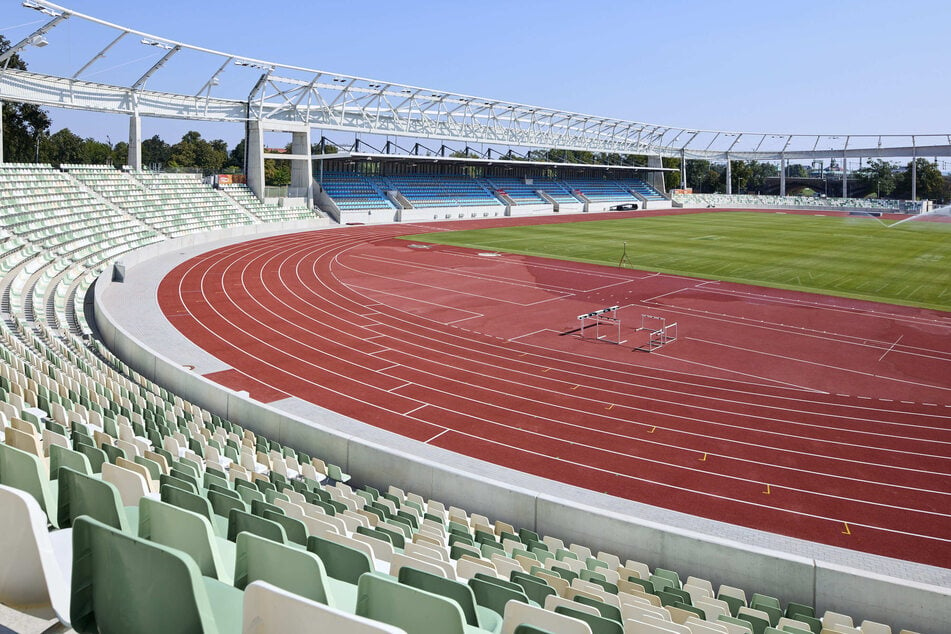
[138,497,235,584]
[356,572,480,634]
[242,580,405,634]
[69,516,243,633]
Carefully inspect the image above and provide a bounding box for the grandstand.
[671,193,928,213]
[0,2,949,633]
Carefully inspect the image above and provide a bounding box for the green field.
[402,212,951,311]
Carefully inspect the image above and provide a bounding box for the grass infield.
[402,211,951,312]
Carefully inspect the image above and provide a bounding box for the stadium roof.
[2,1,950,161]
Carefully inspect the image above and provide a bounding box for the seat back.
[70,516,226,634]
[554,604,623,634]
[308,533,375,583]
[101,463,150,507]
[0,484,70,624]
[398,565,481,627]
[243,580,406,634]
[235,532,331,606]
[228,508,287,544]
[77,443,107,473]
[50,444,93,480]
[469,576,529,617]
[501,600,593,634]
[161,483,215,524]
[57,466,129,532]
[356,572,467,634]
[0,441,55,524]
[138,497,227,582]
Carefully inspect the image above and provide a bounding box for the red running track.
[158,210,951,568]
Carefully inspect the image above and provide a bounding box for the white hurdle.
[635,313,678,352]
[577,305,625,345]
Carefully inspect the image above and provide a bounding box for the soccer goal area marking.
[577,305,626,345]
[635,313,678,352]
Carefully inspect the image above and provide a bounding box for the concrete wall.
[400,204,505,222]
[508,203,555,216]
[335,208,399,224]
[93,224,951,634]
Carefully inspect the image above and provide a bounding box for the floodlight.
[141,38,172,50]
[29,34,48,47]
[234,59,273,71]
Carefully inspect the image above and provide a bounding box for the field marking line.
[403,410,951,534]
[878,335,904,362]
[637,299,951,365]
[425,428,450,444]
[171,227,951,504]
[690,336,951,395]
[508,328,561,342]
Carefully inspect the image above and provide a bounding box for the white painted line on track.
[878,335,904,362]
[425,428,450,444]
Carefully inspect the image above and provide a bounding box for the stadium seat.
[553,604,622,634]
[242,580,406,634]
[469,576,530,618]
[56,466,134,532]
[0,484,71,627]
[234,532,355,609]
[398,565,503,633]
[137,497,235,584]
[356,571,481,634]
[500,600,593,634]
[0,440,58,526]
[69,515,243,633]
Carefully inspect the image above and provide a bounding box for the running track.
[158,210,951,568]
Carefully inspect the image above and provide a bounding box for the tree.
[854,159,896,198]
[895,158,947,201]
[40,128,84,165]
[111,141,129,168]
[142,135,172,169]
[662,157,681,190]
[167,131,228,174]
[785,163,810,178]
[0,36,51,162]
[81,139,112,165]
[264,159,290,186]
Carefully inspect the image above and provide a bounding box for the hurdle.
[635,313,678,352]
[577,305,625,345]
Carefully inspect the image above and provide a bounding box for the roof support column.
[841,154,848,198]
[779,157,786,196]
[246,119,265,202]
[725,155,732,194]
[290,128,313,207]
[680,149,686,192]
[127,114,141,171]
[911,148,917,201]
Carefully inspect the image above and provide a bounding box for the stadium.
[0,1,949,633]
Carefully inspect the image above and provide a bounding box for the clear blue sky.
[1,0,948,151]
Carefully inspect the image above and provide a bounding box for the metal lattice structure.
[3,1,951,163]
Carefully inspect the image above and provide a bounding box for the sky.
[1,0,949,153]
